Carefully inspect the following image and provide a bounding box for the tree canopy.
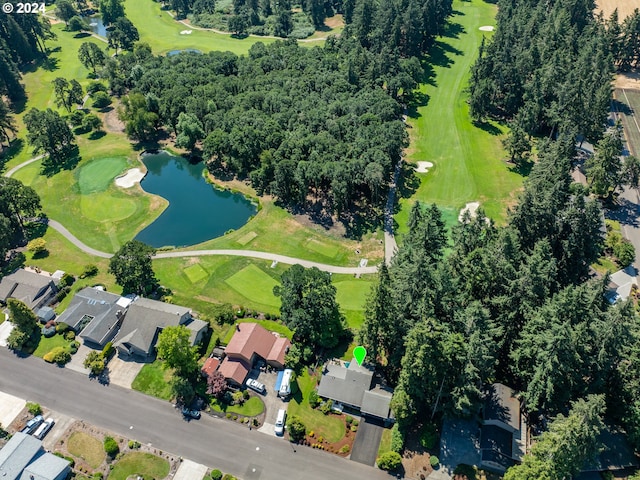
[108,240,158,295]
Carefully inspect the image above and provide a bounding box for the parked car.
[34,418,55,440]
[246,378,266,394]
[182,407,201,419]
[21,415,43,435]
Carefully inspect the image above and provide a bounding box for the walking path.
[5,156,382,274]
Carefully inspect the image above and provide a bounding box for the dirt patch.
[103,107,125,133]
[596,0,640,20]
[615,71,640,90]
[324,14,344,29]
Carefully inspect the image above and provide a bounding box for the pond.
[167,49,202,56]
[134,152,256,248]
[83,15,107,37]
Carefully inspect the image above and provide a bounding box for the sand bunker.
[415,161,434,173]
[115,168,145,188]
[479,26,495,31]
[459,202,481,222]
[180,29,193,35]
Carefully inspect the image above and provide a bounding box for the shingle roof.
[0,432,43,480]
[218,358,250,384]
[361,389,392,419]
[317,360,374,409]
[20,453,70,480]
[484,383,520,431]
[201,357,221,377]
[581,426,640,472]
[225,323,290,365]
[0,270,55,309]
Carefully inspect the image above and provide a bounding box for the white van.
[274,408,286,436]
[278,369,294,398]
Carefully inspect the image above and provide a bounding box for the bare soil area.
[615,71,640,90]
[596,0,640,20]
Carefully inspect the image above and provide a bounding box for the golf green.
[80,193,137,222]
[77,157,128,194]
[225,264,281,307]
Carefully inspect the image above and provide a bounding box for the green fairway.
[184,263,209,283]
[77,157,128,194]
[124,0,280,55]
[334,280,372,311]
[396,0,524,235]
[306,238,340,259]
[225,264,281,307]
[80,192,138,222]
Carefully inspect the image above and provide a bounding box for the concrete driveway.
[65,341,92,375]
[106,355,145,388]
[174,459,208,480]
[350,416,384,466]
[42,411,75,450]
[0,318,14,347]
[256,370,287,437]
[0,391,25,429]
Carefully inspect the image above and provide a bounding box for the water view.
[135,152,256,248]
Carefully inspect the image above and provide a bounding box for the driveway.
[106,354,145,388]
[350,416,384,466]
[254,369,286,437]
[0,318,14,347]
[0,390,25,429]
[42,411,75,450]
[65,341,92,375]
[173,459,208,480]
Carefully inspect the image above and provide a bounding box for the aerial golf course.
[4,0,523,333]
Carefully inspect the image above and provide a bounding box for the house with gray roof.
[317,359,393,422]
[113,297,208,358]
[0,269,57,311]
[55,287,130,348]
[0,432,70,480]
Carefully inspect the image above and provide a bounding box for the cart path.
[5,157,380,274]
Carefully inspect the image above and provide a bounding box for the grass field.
[184,263,209,283]
[67,432,105,469]
[396,0,524,236]
[77,157,128,194]
[334,279,372,330]
[131,360,174,400]
[210,396,265,416]
[288,370,345,443]
[225,264,281,308]
[108,452,170,480]
[614,88,640,157]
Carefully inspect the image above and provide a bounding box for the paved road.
[5,158,380,274]
[0,349,392,480]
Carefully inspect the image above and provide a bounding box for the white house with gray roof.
[0,269,57,311]
[0,432,70,480]
[317,359,393,422]
[113,297,208,358]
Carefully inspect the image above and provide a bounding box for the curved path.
[5,157,380,274]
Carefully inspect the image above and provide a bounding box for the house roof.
[481,424,513,458]
[581,426,640,472]
[113,297,192,356]
[20,453,70,480]
[317,360,375,410]
[0,269,55,309]
[57,287,123,344]
[218,358,250,384]
[361,389,393,419]
[35,306,55,322]
[0,432,43,480]
[607,266,638,303]
[225,323,290,365]
[201,357,221,377]
[484,383,520,431]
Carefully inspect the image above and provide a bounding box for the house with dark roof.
[55,287,129,348]
[317,359,393,422]
[576,426,640,479]
[218,323,291,386]
[480,383,527,473]
[113,297,208,358]
[0,269,57,311]
[0,432,70,480]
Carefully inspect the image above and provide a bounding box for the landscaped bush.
[430,455,439,468]
[55,286,71,302]
[53,452,75,467]
[60,272,75,287]
[377,451,402,471]
[128,440,141,449]
[221,475,237,480]
[243,389,250,400]
[44,346,71,364]
[231,391,245,406]
[210,470,223,480]
[69,341,79,354]
[391,423,404,453]
[26,402,41,415]
[308,390,320,408]
[102,341,114,359]
[320,399,333,415]
[103,436,119,457]
[92,473,104,479]
[453,464,477,480]
[81,264,99,278]
[286,415,306,442]
[55,322,70,334]
[340,445,350,454]
[26,238,47,255]
[65,330,76,340]
[350,425,358,432]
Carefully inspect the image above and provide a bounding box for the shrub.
[308,390,320,408]
[453,464,477,480]
[210,470,223,480]
[340,445,350,454]
[243,389,250,400]
[430,455,439,468]
[615,240,636,267]
[391,423,404,453]
[44,347,71,364]
[87,82,107,95]
[68,15,88,31]
[65,330,76,340]
[60,273,75,287]
[320,399,333,415]
[92,91,112,109]
[345,415,353,425]
[69,110,86,126]
[226,413,232,419]
[53,452,75,467]
[222,475,236,480]
[55,322,70,334]
[377,451,402,471]
[353,419,359,426]
[212,303,235,325]
[231,391,245,406]
[81,264,99,278]
[55,287,70,302]
[104,436,119,457]
[26,402,42,416]
[286,415,306,442]
[317,436,323,444]
[102,342,114,359]
[69,342,79,354]
[351,425,358,432]
[419,424,438,450]
[308,431,314,438]
[128,440,141,449]
[27,238,47,255]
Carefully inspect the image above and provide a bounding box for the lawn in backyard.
[210,396,265,416]
[334,279,372,330]
[287,370,345,443]
[32,333,72,358]
[67,432,105,469]
[396,0,524,236]
[131,360,174,400]
[108,452,170,480]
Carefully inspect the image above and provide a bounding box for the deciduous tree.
[108,240,157,294]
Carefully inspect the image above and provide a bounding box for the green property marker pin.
[353,346,367,366]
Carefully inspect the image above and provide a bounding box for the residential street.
[0,349,392,480]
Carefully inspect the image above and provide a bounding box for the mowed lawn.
[67,432,105,469]
[396,0,524,235]
[108,453,169,480]
[131,360,174,400]
[225,264,281,308]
